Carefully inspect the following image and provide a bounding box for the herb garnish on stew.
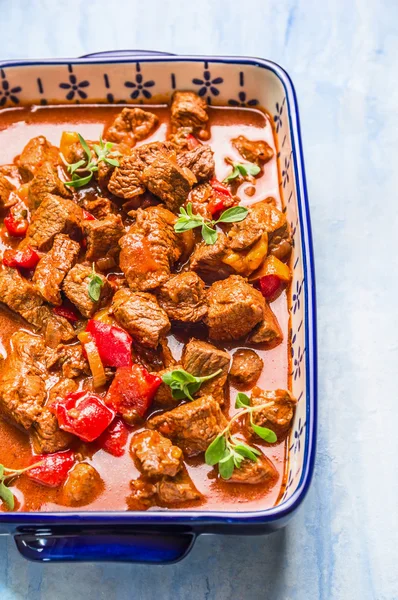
[174,203,248,245]
[87,263,104,302]
[223,161,261,182]
[162,368,223,401]
[64,134,120,188]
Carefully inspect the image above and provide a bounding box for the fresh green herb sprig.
[205,392,277,480]
[0,461,43,510]
[174,203,248,245]
[162,368,222,401]
[223,161,261,183]
[64,134,120,188]
[87,263,104,302]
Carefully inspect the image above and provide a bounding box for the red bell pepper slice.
[259,275,283,300]
[208,178,235,217]
[53,304,80,322]
[85,319,132,368]
[105,364,161,421]
[2,246,40,269]
[83,209,96,221]
[187,133,201,150]
[55,391,115,442]
[97,417,130,457]
[26,450,75,488]
[4,204,29,237]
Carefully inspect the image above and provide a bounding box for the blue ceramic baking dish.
[0,51,317,563]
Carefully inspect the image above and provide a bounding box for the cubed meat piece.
[0,266,75,344]
[148,395,228,457]
[33,234,80,305]
[47,343,89,379]
[249,302,283,346]
[227,454,278,485]
[187,182,214,219]
[170,91,209,139]
[157,469,202,504]
[0,174,16,210]
[168,127,195,153]
[62,463,103,506]
[119,205,187,291]
[229,349,263,390]
[32,378,77,454]
[106,107,159,146]
[128,478,157,509]
[190,233,233,282]
[157,272,207,322]
[63,264,111,318]
[232,135,274,165]
[250,388,296,438]
[0,332,48,429]
[28,162,72,209]
[136,141,175,165]
[84,213,125,262]
[112,288,170,348]
[141,153,196,212]
[23,194,83,251]
[206,275,265,341]
[17,136,59,182]
[131,430,183,477]
[176,145,215,182]
[107,152,145,199]
[181,339,230,404]
[82,197,115,219]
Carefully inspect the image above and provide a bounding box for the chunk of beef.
[176,145,215,182]
[206,275,265,341]
[190,233,233,282]
[229,349,263,390]
[62,463,103,506]
[84,213,125,262]
[82,197,115,219]
[119,205,187,291]
[131,430,183,477]
[23,194,83,251]
[17,136,59,182]
[187,182,213,219]
[232,135,274,165]
[128,478,157,509]
[0,266,75,344]
[168,127,195,152]
[181,339,230,404]
[32,378,76,454]
[28,162,72,209]
[148,395,227,457]
[250,388,296,438]
[141,153,196,212]
[157,272,207,322]
[0,174,16,210]
[111,288,170,348]
[107,153,145,199]
[47,344,89,379]
[63,264,111,318]
[106,108,159,146]
[157,469,202,504]
[170,91,209,139]
[136,141,174,165]
[33,234,80,305]
[248,302,283,346]
[227,454,278,485]
[0,332,48,429]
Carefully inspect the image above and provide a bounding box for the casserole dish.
[0,50,316,563]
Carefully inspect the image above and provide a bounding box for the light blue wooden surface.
[0,0,397,598]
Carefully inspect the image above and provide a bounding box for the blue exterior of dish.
[0,51,317,563]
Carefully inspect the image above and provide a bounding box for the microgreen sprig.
[223,161,261,183]
[0,461,43,510]
[64,134,120,188]
[174,203,248,245]
[205,392,277,480]
[162,368,222,401]
[87,263,104,302]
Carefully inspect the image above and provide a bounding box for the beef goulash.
[0,93,296,512]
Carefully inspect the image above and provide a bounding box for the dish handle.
[14,530,196,563]
[80,50,175,58]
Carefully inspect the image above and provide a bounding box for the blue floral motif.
[228,90,259,107]
[124,64,155,100]
[290,218,298,248]
[291,345,305,380]
[281,468,294,501]
[289,418,306,454]
[192,70,223,101]
[59,73,90,101]
[0,69,22,107]
[274,99,285,133]
[292,279,304,314]
[282,156,290,188]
